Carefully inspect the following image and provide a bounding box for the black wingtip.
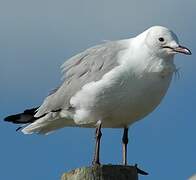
[4,114,21,123]
[4,107,39,124]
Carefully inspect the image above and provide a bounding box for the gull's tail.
[4,107,77,134]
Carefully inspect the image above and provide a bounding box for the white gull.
[5,26,191,165]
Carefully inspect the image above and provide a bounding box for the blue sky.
[1,0,196,179]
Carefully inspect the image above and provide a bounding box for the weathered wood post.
[61,164,147,180]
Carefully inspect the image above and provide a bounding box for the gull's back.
[35,40,131,118]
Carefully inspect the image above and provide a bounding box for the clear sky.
[1,0,195,180]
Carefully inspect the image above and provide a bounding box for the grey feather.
[35,39,130,117]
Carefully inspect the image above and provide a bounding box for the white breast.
[70,53,175,128]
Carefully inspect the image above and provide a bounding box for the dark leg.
[92,122,102,165]
[122,127,129,165]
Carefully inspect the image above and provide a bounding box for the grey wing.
[35,40,129,117]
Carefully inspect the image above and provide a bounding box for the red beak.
[173,45,192,55]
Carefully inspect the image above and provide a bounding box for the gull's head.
[144,26,191,57]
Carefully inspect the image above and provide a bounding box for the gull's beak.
[173,45,192,55]
[163,45,192,55]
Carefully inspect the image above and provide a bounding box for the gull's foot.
[135,164,148,175]
[92,160,101,166]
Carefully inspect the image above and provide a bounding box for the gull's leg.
[122,127,129,165]
[92,122,102,165]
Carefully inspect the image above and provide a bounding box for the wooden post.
[61,165,139,180]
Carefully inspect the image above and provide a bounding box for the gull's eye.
[159,37,165,42]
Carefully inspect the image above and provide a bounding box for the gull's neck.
[119,33,176,76]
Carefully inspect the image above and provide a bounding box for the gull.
[4,26,191,166]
